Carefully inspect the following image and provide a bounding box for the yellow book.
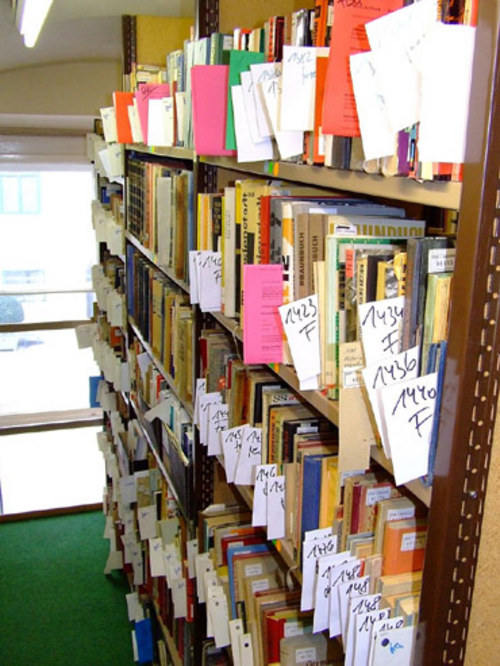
[318,455,340,529]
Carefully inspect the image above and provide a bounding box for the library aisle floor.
[0,511,135,665]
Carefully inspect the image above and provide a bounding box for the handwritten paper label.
[232,85,274,163]
[221,425,247,483]
[207,403,229,456]
[344,592,382,651]
[189,251,202,304]
[249,62,279,138]
[387,507,415,522]
[350,51,396,161]
[199,251,222,312]
[245,564,263,577]
[198,392,222,446]
[401,531,427,552]
[428,248,456,273]
[194,378,206,426]
[366,486,393,507]
[380,372,438,485]
[267,475,285,539]
[243,265,283,365]
[281,45,318,131]
[172,578,187,619]
[251,578,270,594]
[279,294,321,383]
[327,559,364,637]
[296,648,317,664]
[359,296,405,365]
[336,577,371,641]
[362,345,420,457]
[240,71,265,144]
[301,535,339,611]
[234,427,262,486]
[187,539,198,578]
[149,537,166,577]
[257,61,304,160]
[284,621,305,638]
[369,622,414,666]
[252,464,277,527]
[352,609,391,666]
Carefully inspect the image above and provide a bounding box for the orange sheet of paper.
[322,0,403,138]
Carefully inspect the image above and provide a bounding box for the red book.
[113,91,134,143]
[322,0,403,137]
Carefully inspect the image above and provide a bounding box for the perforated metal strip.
[443,212,500,664]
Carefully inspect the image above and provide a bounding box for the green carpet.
[0,511,135,666]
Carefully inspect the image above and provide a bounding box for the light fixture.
[14,0,54,48]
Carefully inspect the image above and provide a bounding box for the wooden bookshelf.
[201,156,462,210]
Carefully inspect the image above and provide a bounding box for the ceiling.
[0,0,195,73]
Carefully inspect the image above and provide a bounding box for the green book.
[225,50,265,151]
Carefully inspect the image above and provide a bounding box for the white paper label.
[296,647,317,663]
[387,507,416,522]
[245,564,263,577]
[366,486,393,507]
[401,531,427,552]
[428,248,456,273]
[343,366,363,388]
[341,470,366,486]
[284,621,305,638]
[251,579,270,594]
[334,223,358,237]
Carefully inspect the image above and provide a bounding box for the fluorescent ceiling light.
[16,0,54,48]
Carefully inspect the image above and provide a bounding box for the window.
[0,174,41,215]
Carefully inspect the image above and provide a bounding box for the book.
[373,496,420,555]
[401,237,455,352]
[191,65,236,156]
[382,519,427,576]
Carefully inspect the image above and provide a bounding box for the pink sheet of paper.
[243,264,284,365]
[134,83,171,144]
[191,65,236,156]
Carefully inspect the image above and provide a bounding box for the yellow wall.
[0,61,121,118]
[219,0,315,32]
[136,16,193,65]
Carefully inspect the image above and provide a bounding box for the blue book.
[300,454,325,538]
[227,543,270,619]
[422,340,447,487]
[135,617,154,663]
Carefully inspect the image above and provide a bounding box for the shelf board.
[201,156,461,210]
[125,233,190,294]
[208,310,339,425]
[370,445,432,508]
[129,318,194,419]
[127,143,195,162]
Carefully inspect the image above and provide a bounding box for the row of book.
[97,1,478,181]
[99,399,195,665]
[127,156,194,282]
[125,245,195,406]
[191,500,423,664]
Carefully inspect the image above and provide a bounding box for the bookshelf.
[89,1,500,664]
